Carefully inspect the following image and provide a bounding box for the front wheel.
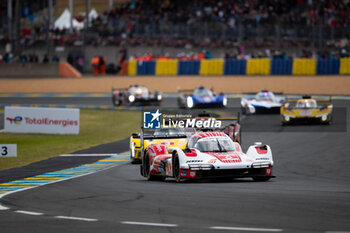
[144,151,165,181]
[173,152,181,182]
[112,97,122,106]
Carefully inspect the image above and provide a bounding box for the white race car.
[140,132,274,182]
[241,90,286,114]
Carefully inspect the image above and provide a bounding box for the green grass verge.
[0,109,140,171]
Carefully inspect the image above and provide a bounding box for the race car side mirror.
[182,147,192,153]
[131,132,139,137]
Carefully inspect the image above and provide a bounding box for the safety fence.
[126,58,350,76]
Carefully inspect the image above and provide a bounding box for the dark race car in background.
[112,85,162,106]
[178,87,227,108]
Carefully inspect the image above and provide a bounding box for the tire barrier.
[340,57,350,75]
[155,60,178,75]
[125,58,350,75]
[246,58,271,75]
[271,59,293,75]
[199,59,225,75]
[317,59,340,75]
[137,60,156,75]
[292,58,316,75]
[224,59,246,75]
[178,60,200,75]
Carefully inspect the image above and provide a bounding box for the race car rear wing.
[282,96,332,109]
[283,96,332,104]
[112,87,129,92]
[284,96,331,101]
[177,88,215,95]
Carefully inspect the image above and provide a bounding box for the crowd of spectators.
[1,0,350,66]
[0,51,60,64]
[128,47,349,62]
[1,0,350,50]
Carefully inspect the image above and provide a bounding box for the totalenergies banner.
[4,107,80,134]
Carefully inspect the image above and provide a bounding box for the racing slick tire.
[173,152,181,182]
[144,151,165,181]
[252,176,271,182]
[112,96,122,106]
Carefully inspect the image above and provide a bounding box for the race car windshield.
[189,137,235,152]
[256,92,274,101]
[296,100,317,108]
[129,86,149,95]
[194,88,213,97]
[153,128,195,137]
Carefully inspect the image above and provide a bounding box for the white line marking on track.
[0,160,126,210]
[0,204,9,210]
[54,216,98,222]
[325,231,350,233]
[60,153,118,157]
[210,226,283,232]
[14,210,43,216]
[121,221,178,227]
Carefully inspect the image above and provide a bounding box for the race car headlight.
[223,96,227,106]
[248,104,255,113]
[252,162,271,168]
[188,164,213,170]
[321,114,327,121]
[130,142,136,158]
[128,95,135,103]
[285,115,290,121]
[187,96,194,108]
[157,94,162,101]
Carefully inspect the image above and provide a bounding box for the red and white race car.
[140,132,274,182]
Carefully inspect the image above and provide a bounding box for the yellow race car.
[280,96,333,125]
[130,128,194,163]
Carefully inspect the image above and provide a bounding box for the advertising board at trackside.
[4,106,80,134]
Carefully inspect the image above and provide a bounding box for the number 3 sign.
[0,144,17,157]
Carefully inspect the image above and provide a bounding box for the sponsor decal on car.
[265,167,272,175]
[208,159,217,164]
[186,160,203,163]
[189,171,196,177]
[207,152,242,163]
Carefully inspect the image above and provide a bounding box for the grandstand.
[0,0,349,74]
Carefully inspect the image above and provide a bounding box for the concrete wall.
[0,63,59,78]
[16,45,301,74]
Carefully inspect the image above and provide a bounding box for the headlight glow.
[252,162,271,168]
[129,95,135,102]
[187,96,194,108]
[130,142,135,158]
[223,96,227,106]
[248,105,255,113]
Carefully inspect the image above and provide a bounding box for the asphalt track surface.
[0,97,349,233]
